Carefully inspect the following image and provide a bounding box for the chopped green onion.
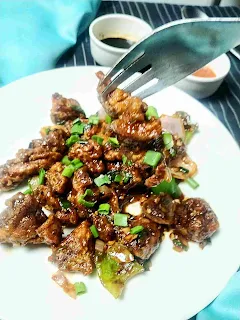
[105,114,112,124]
[179,167,189,174]
[62,164,75,178]
[90,225,99,238]
[114,174,122,183]
[127,160,133,166]
[169,148,176,157]
[186,177,199,189]
[122,155,127,165]
[146,106,159,120]
[23,188,32,195]
[151,178,182,198]
[61,155,71,165]
[74,282,87,295]
[94,174,111,187]
[71,122,85,135]
[98,203,110,215]
[66,134,79,147]
[45,127,51,135]
[108,137,119,147]
[88,114,99,125]
[130,226,144,234]
[71,159,84,170]
[185,131,194,144]
[78,189,96,208]
[60,198,71,209]
[72,118,80,125]
[143,150,162,167]
[123,172,132,184]
[163,132,174,150]
[114,213,128,227]
[38,168,46,185]
[92,135,104,145]
[173,239,188,251]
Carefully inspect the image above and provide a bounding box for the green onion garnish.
[173,239,188,251]
[122,155,127,165]
[108,137,119,147]
[92,135,104,145]
[146,106,159,120]
[71,122,85,135]
[60,198,71,209]
[114,174,122,183]
[66,134,79,147]
[71,159,84,170]
[151,178,182,198]
[143,150,162,167]
[163,132,174,150]
[88,114,99,125]
[179,167,189,174]
[90,225,99,238]
[98,203,110,215]
[45,128,51,135]
[169,148,176,157]
[114,213,128,227]
[23,188,32,195]
[94,174,111,187]
[185,131,194,144]
[78,189,96,208]
[186,177,199,189]
[62,164,75,178]
[61,155,71,165]
[105,114,112,124]
[74,282,87,295]
[123,172,132,184]
[38,168,46,185]
[72,118,80,125]
[130,226,144,234]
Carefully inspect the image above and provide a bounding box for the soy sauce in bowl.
[101,37,135,49]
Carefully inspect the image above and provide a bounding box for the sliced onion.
[160,115,185,139]
[52,271,76,299]
[95,239,105,252]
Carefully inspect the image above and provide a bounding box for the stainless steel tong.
[98,18,240,101]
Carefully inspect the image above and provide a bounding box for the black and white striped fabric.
[57,2,240,144]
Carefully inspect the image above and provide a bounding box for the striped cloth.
[57,2,240,144]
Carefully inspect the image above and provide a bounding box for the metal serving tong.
[98,18,240,101]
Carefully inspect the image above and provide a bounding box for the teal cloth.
[196,271,240,320]
[0,0,100,86]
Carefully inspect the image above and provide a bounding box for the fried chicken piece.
[72,167,92,192]
[0,129,67,191]
[0,193,47,245]
[142,194,175,224]
[36,214,62,246]
[50,221,94,275]
[93,214,115,242]
[46,162,69,194]
[51,93,85,124]
[117,216,161,260]
[68,140,102,162]
[174,198,219,243]
[33,185,61,212]
[55,208,79,226]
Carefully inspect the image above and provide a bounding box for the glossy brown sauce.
[192,66,216,78]
[101,37,135,49]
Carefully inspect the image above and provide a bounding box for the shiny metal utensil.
[99,18,240,101]
[181,6,240,60]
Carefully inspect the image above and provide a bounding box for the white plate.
[0,66,239,320]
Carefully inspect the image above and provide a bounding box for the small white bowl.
[175,54,231,99]
[89,14,153,67]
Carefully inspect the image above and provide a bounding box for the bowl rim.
[89,13,153,54]
[186,54,231,83]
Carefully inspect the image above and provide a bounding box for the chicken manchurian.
[0,72,219,298]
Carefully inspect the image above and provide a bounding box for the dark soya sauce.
[101,37,135,49]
